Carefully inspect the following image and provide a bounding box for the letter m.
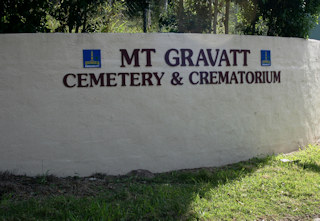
[120,49,140,67]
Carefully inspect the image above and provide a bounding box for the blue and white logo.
[261,50,271,66]
[83,49,101,68]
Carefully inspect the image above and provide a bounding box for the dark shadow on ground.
[294,161,320,173]
[0,156,273,220]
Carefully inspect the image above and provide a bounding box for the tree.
[235,0,263,35]
[124,0,150,32]
[2,0,319,38]
[159,0,178,32]
[171,0,213,33]
[86,0,127,33]
[0,0,49,33]
[49,0,105,33]
[260,0,320,38]
[236,0,320,38]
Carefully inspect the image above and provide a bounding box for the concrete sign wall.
[0,33,319,176]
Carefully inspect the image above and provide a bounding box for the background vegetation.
[1,0,320,38]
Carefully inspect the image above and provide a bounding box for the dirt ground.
[0,170,156,200]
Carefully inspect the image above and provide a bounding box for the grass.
[1,144,320,220]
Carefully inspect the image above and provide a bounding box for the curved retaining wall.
[0,33,319,176]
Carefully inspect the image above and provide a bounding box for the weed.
[36,170,51,185]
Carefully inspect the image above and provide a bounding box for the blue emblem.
[261,50,271,66]
[83,49,101,68]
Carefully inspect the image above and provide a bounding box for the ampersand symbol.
[171,72,183,85]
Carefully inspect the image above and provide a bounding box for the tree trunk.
[213,0,218,34]
[143,1,148,33]
[178,0,184,32]
[225,0,230,34]
[81,5,87,33]
[250,2,258,34]
[209,0,213,33]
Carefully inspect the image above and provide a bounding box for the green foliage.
[164,0,213,33]
[259,0,320,38]
[159,1,178,32]
[125,0,149,18]
[179,0,213,33]
[48,0,105,33]
[0,0,50,33]
[1,0,320,37]
[236,0,320,38]
[235,0,267,35]
[45,14,61,32]
[87,1,127,33]
[36,170,51,185]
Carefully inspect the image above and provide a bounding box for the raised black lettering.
[141,49,156,67]
[89,73,105,87]
[77,73,89,87]
[164,49,180,66]
[120,49,140,67]
[63,73,76,88]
